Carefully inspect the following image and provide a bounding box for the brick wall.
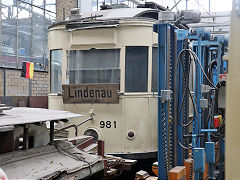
[0,68,48,96]
[0,0,76,98]
[31,71,49,96]
[6,69,29,96]
[56,0,77,21]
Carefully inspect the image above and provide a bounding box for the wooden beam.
[50,121,54,144]
[23,124,29,150]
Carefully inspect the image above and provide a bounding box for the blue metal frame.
[154,23,177,180]
[156,23,169,180]
[188,29,228,180]
[154,25,228,180]
[170,26,177,167]
[176,29,189,166]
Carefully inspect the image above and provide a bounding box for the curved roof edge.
[49,8,160,29]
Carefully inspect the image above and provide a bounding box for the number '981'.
[100,121,117,128]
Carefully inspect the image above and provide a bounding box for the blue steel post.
[191,34,202,180]
[154,23,175,180]
[176,29,189,166]
[170,27,176,167]
[192,35,202,149]
[201,46,205,147]
[176,36,184,166]
[154,23,169,180]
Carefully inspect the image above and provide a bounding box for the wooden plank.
[23,124,29,150]
[50,121,55,144]
[0,141,104,179]
[122,159,137,165]
[107,168,117,176]
[169,166,186,180]
[146,177,158,180]
[62,84,119,104]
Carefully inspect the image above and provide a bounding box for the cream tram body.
[48,8,161,159]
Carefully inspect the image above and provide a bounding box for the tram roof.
[49,7,161,29]
[80,8,160,20]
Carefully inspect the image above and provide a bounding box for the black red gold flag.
[21,62,34,79]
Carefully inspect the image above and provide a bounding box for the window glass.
[1,0,17,68]
[68,49,120,84]
[152,47,158,92]
[45,0,56,13]
[17,1,31,64]
[125,46,148,92]
[32,0,45,70]
[50,50,62,93]
[0,0,56,70]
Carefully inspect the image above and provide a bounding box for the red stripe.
[26,62,30,79]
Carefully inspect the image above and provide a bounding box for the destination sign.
[62,84,119,104]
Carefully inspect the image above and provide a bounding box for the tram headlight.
[84,128,99,143]
[127,130,135,140]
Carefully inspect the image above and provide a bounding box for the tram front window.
[68,49,120,84]
[125,46,148,92]
[50,49,62,93]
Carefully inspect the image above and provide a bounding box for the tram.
[48,3,195,160]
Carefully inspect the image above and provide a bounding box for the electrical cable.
[178,139,190,150]
[194,0,212,17]
[191,50,217,89]
[178,49,217,89]
[176,46,215,149]
[176,49,201,128]
[176,47,201,150]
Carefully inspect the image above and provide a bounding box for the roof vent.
[158,11,175,22]
[69,8,82,20]
[137,2,168,11]
[70,8,81,15]
[100,4,129,10]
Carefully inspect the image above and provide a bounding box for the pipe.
[54,124,78,137]
[190,23,230,28]
[170,0,183,11]
[201,14,231,18]
[54,117,93,137]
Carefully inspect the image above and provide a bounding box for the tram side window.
[125,46,148,92]
[50,50,62,93]
[152,47,158,92]
[68,49,120,84]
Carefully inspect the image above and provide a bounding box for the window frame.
[125,46,149,93]
[50,49,62,94]
[151,46,158,93]
[66,48,121,85]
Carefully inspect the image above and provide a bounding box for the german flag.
[21,62,34,79]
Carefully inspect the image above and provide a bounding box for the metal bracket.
[160,90,172,102]
[200,99,208,109]
[201,84,213,93]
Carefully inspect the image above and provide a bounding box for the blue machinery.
[154,23,227,180]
